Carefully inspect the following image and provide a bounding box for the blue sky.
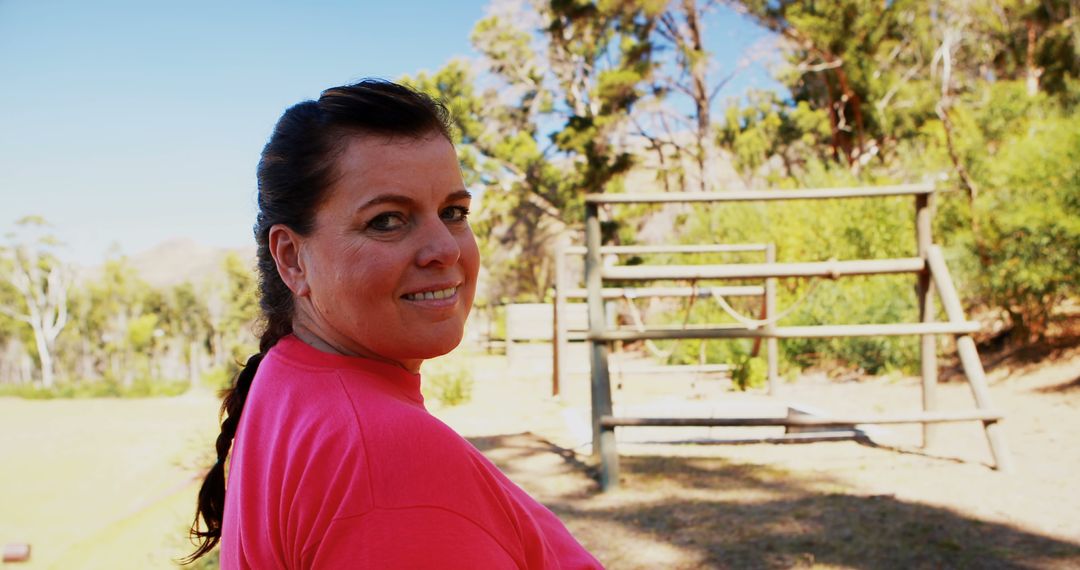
[1,0,780,266]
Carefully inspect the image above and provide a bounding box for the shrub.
[421,359,474,407]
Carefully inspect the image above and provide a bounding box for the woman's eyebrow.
[356,193,415,210]
[355,189,472,212]
[446,189,472,202]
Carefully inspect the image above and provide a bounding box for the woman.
[185,80,602,569]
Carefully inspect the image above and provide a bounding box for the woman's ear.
[268,224,311,297]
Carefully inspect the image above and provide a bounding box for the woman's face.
[286,134,479,372]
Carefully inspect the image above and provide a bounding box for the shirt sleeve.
[306,506,522,569]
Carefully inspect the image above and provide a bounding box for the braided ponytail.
[182,79,452,564]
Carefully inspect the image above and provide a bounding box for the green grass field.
[0,394,220,569]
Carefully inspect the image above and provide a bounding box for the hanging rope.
[622,281,701,363]
[709,278,822,330]
[622,289,673,361]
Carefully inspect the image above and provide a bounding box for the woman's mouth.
[402,286,458,301]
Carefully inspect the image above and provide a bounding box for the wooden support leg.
[956,334,1013,472]
[918,277,940,449]
[916,194,941,448]
[598,424,619,491]
[765,244,779,395]
[927,245,1012,472]
[585,203,619,490]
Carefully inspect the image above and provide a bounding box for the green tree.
[0,217,71,388]
[407,0,665,301]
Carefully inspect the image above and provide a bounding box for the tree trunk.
[1025,20,1043,96]
[31,324,54,389]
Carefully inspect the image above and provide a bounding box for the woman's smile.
[402,284,460,301]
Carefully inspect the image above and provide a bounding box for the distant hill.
[80,238,256,288]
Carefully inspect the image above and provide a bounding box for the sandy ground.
[432,342,1080,569]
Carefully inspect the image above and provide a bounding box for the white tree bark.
[0,243,70,388]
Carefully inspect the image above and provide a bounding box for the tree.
[408,0,665,301]
[0,216,71,388]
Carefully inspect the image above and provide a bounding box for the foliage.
[0,376,189,399]
[0,216,71,388]
[970,110,1080,340]
[405,0,665,302]
[730,354,767,391]
[0,230,259,398]
[421,357,474,407]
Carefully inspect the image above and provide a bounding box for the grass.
[0,393,220,569]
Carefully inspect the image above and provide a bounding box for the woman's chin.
[391,332,464,362]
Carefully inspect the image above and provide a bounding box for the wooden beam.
[585,203,618,490]
[916,194,941,448]
[585,183,934,204]
[611,364,732,374]
[602,258,925,281]
[765,243,780,395]
[630,431,866,445]
[563,285,765,299]
[588,322,980,342]
[600,409,1002,428]
[563,243,768,255]
[926,245,1013,472]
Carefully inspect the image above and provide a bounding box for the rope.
[622,290,673,361]
[709,278,822,330]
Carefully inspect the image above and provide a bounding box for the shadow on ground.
[470,433,1080,570]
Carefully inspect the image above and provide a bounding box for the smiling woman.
[183,80,601,569]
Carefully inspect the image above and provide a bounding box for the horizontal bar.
[563,244,768,255]
[588,322,982,341]
[585,184,934,204]
[600,409,1002,428]
[566,323,750,336]
[611,364,732,374]
[563,285,765,299]
[602,258,925,281]
[628,431,865,445]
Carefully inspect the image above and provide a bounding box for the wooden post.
[916,194,940,448]
[585,203,618,490]
[927,246,1013,472]
[765,243,779,394]
[552,246,566,398]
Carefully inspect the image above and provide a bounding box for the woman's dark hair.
[183,79,452,563]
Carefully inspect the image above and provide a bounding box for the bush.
[730,355,767,391]
[0,376,189,399]
[421,358,474,407]
[971,112,1080,341]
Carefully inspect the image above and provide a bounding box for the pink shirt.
[221,335,602,569]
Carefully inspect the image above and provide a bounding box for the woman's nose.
[415,216,461,268]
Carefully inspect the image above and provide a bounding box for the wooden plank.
[765,243,779,395]
[602,257,925,281]
[589,321,981,342]
[553,248,567,397]
[611,364,732,374]
[916,194,941,448]
[563,243,768,255]
[564,285,765,299]
[585,183,934,204]
[926,245,1013,471]
[601,409,1002,428]
[585,203,618,490]
[506,303,556,341]
[628,431,865,445]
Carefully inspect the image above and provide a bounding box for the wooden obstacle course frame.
[582,183,1011,491]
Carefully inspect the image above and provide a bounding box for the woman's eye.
[368,212,407,231]
[441,205,470,223]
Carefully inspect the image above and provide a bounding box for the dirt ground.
[432,340,1080,569]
